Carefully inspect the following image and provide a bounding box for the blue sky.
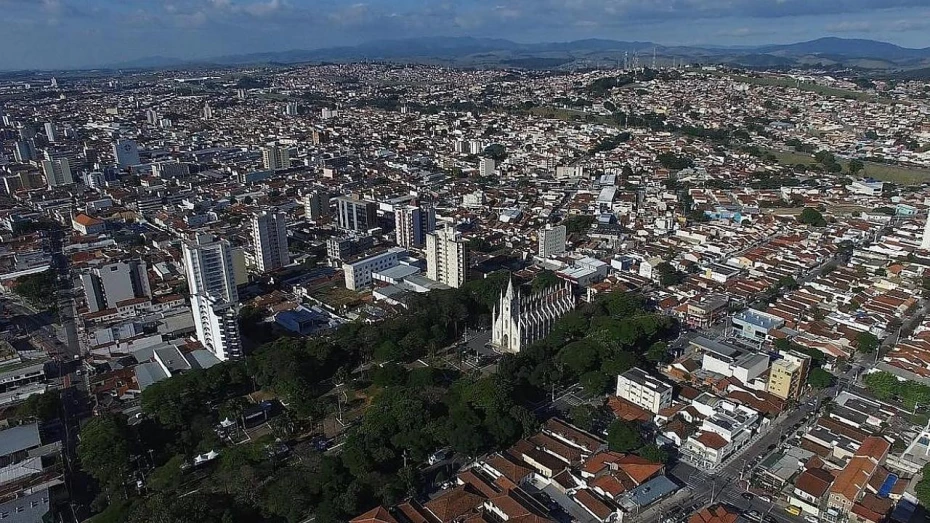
[2,0,929,70]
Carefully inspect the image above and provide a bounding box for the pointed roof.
[351,506,398,523]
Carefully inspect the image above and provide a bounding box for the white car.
[804,516,819,523]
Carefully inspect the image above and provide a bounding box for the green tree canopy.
[799,208,827,227]
[606,420,643,453]
[807,368,833,389]
[856,332,879,354]
[78,414,134,497]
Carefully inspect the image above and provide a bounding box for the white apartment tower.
[42,158,72,187]
[491,279,574,353]
[479,157,496,177]
[616,367,673,414]
[252,210,289,272]
[182,234,242,361]
[538,224,567,258]
[261,145,290,171]
[395,204,436,248]
[425,225,468,288]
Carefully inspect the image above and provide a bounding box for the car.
[804,516,818,523]
[746,511,761,521]
[428,448,452,465]
[767,444,776,450]
[741,492,754,500]
[760,496,772,503]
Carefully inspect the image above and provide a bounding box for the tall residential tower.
[183,234,242,361]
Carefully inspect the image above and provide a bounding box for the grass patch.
[769,149,930,184]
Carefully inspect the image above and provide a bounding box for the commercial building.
[616,367,673,414]
[79,260,152,313]
[538,224,567,258]
[683,295,729,329]
[251,210,289,272]
[425,225,468,288]
[303,190,331,221]
[261,144,290,171]
[491,279,574,353]
[113,139,141,168]
[731,308,785,343]
[44,122,57,142]
[767,349,811,401]
[327,235,375,265]
[42,158,72,187]
[479,157,496,177]
[182,234,242,361]
[395,204,436,248]
[343,248,405,290]
[336,196,378,232]
[152,161,190,178]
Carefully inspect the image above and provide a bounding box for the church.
[491,278,575,354]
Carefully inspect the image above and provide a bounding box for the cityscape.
[0,12,929,523]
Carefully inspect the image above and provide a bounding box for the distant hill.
[101,37,930,72]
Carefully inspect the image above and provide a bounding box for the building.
[152,161,190,178]
[491,279,574,353]
[261,144,290,171]
[113,139,141,168]
[827,437,891,517]
[767,349,811,401]
[479,157,496,177]
[684,295,729,329]
[203,103,213,119]
[395,204,436,248]
[71,213,106,235]
[922,213,930,251]
[44,122,57,142]
[336,196,378,232]
[616,367,673,414]
[344,248,405,290]
[285,102,299,116]
[327,235,375,265]
[538,224,567,258]
[303,190,331,221]
[13,140,35,162]
[426,226,468,288]
[731,309,785,344]
[182,234,242,361]
[79,260,152,313]
[251,210,289,272]
[42,158,72,187]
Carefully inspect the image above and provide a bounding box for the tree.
[655,263,685,287]
[848,159,865,176]
[646,342,670,364]
[78,414,134,498]
[15,390,60,421]
[636,444,669,464]
[863,372,900,401]
[562,214,595,234]
[606,420,643,453]
[799,207,827,227]
[807,368,833,389]
[12,271,57,310]
[580,371,610,395]
[147,455,186,493]
[856,332,879,354]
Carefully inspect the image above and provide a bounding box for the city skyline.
[1,0,930,70]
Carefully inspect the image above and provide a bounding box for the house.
[827,437,891,516]
[0,423,60,487]
[789,467,834,516]
[72,213,106,235]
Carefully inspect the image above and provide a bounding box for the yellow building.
[767,350,811,400]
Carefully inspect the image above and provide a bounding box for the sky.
[1,0,930,70]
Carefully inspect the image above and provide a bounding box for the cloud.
[826,21,872,32]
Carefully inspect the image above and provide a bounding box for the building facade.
[336,196,378,232]
[182,234,242,361]
[42,158,72,187]
[425,226,468,288]
[616,367,673,414]
[395,204,436,249]
[767,349,811,400]
[303,190,331,222]
[491,279,574,353]
[113,139,141,168]
[343,248,405,290]
[538,224,567,258]
[251,210,289,272]
[79,260,152,313]
[261,145,290,171]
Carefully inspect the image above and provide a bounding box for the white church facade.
[491,279,575,354]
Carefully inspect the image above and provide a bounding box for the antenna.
[652,47,657,70]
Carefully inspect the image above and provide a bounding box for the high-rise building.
[767,349,811,400]
[303,190,330,222]
[13,141,35,162]
[491,279,574,353]
[44,122,57,143]
[79,260,152,313]
[113,139,141,168]
[261,145,290,171]
[145,108,158,125]
[425,225,468,288]
[479,157,496,177]
[285,102,299,116]
[395,204,436,248]
[336,196,378,232]
[182,234,242,361]
[42,158,72,187]
[538,224,567,258]
[203,103,213,119]
[252,210,289,272]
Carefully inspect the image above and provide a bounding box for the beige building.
[425,226,467,288]
[767,349,811,400]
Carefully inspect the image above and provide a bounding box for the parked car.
[741,492,754,500]
[804,516,819,523]
[428,448,452,465]
[760,496,773,503]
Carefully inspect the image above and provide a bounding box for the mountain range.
[104,37,930,73]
